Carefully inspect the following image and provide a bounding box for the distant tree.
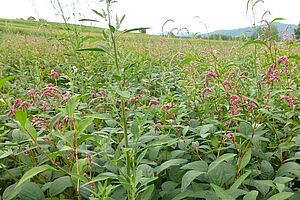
[295,21,300,39]
[27,16,36,21]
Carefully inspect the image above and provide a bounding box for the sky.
[0,0,299,34]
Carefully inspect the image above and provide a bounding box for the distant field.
[1,17,300,200]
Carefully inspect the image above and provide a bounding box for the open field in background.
[1,16,300,200]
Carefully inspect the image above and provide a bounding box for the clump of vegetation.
[0,0,300,199]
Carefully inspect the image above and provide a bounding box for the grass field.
[1,15,300,200]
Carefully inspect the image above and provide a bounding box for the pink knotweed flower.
[225,132,235,143]
[247,99,257,111]
[229,95,241,115]
[282,95,295,109]
[270,70,279,83]
[257,80,262,90]
[18,101,30,109]
[32,117,45,125]
[230,95,240,106]
[205,71,216,87]
[50,69,59,80]
[154,121,163,133]
[242,96,247,104]
[148,99,159,108]
[223,80,232,92]
[27,89,36,101]
[202,87,212,99]
[8,108,16,117]
[277,56,289,73]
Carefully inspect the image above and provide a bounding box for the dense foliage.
[1,1,300,200]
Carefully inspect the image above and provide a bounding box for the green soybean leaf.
[76,118,93,135]
[230,171,251,191]
[181,170,205,192]
[239,148,252,170]
[208,153,236,173]
[49,176,73,196]
[243,190,259,200]
[211,183,235,200]
[261,160,274,180]
[18,181,45,200]
[180,160,208,171]
[140,184,154,200]
[156,159,187,174]
[267,192,294,200]
[16,165,55,188]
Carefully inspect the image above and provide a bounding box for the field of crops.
[1,5,300,200]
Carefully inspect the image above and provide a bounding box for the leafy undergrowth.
[1,4,300,200]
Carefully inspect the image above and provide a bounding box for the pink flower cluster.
[223,72,234,92]
[8,98,30,117]
[32,117,47,127]
[202,71,216,99]
[50,69,59,80]
[229,95,257,115]
[148,99,159,108]
[281,95,295,109]
[225,132,235,143]
[263,56,289,84]
[229,95,242,115]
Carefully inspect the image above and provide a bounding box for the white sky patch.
[0,0,299,34]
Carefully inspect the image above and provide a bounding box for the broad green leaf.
[15,110,27,127]
[115,88,130,98]
[65,96,79,117]
[276,162,300,178]
[180,160,208,171]
[0,76,14,89]
[131,121,139,136]
[243,190,259,200]
[261,160,274,180]
[239,122,253,136]
[274,177,293,192]
[208,153,236,173]
[156,159,188,174]
[18,181,45,200]
[267,192,294,200]
[49,176,73,196]
[211,183,235,200]
[16,165,55,188]
[230,171,251,191]
[181,170,205,192]
[209,162,236,187]
[140,184,154,200]
[239,148,251,170]
[3,183,24,200]
[24,120,37,141]
[76,118,93,136]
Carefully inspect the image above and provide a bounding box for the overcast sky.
[0,0,299,33]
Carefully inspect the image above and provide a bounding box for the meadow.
[0,3,300,199]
